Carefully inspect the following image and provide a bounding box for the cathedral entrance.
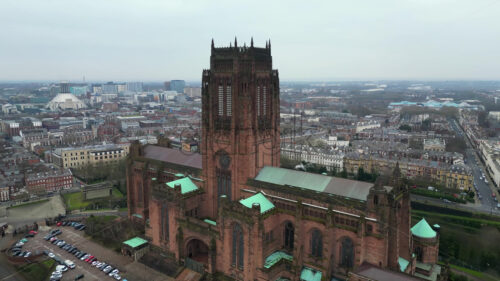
[185,239,209,273]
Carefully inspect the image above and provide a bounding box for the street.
[448,118,500,215]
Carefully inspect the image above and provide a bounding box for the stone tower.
[201,38,280,218]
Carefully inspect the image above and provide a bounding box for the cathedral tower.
[201,38,280,218]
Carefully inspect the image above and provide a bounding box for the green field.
[17,258,55,281]
[7,199,49,209]
[112,187,124,198]
[63,187,125,211]
[447,263,500,281]
[62,192,91,211]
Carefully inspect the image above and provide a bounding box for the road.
[448,118,500,215]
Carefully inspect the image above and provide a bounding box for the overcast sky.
[1,0,500,82]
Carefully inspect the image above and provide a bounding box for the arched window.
[311,229,323,257]
[415,246,423,262]
[232,223,244,269]
[340,237,354,268]
[284,222,294,250]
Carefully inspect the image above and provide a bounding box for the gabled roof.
[123,237,148,248]
[239,192,275,214]
[264,251,292,269]
[166,177,199,194]
[300,267,322,281]
[254,166,373,201]
[398,257,410,272]
[411,218,436,239]
[143,145,202,169]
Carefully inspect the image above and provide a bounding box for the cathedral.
[126,39,442,281]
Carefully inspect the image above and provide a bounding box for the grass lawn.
[448,264,499,281]
[17,258,55,281]
[112,187,124,198]
[63,192,91,211]
[8,199,49,209]
[412,209,500,229]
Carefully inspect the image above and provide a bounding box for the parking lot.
[25,224,132,281]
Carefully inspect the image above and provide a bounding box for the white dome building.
[46,93,86,111]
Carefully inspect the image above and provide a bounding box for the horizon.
[1,1,500,81]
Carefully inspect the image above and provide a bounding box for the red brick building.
[25,169,73,194]
[127,40,442,281]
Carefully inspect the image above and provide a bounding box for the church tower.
[201,38,280,218]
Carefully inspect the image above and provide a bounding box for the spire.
[251,37,254,47]
[211,38,214,48]
[268,39,271,51]
[234,37,237,47]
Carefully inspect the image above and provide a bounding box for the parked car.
[56,222,62,226]
[24,252,31,258]
[48,252,55,258]
[65,260,76,269]
[74,274,84,280]
[55,265,68,272]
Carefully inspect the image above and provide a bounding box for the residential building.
[344,153,473,190]
[423,139,446,152]
[479,140,500,187]
[52,144,129,169]
[25,169,73,194]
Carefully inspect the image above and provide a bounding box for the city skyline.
[1,0,500,81]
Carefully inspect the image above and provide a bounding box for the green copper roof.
[254,166,373,201]
[203,219,217,226]
[398,257,410,272]
[175,173,184,177]
[239,192,275,214]
[264,251,293,269]
[411,218,437,239]
[166,177,199,194]
[123,237,148,248]
[300,267,322,281]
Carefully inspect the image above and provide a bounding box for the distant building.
[46,94,86,111]
[423,139,446,152]
[102,82,118,94]
[170,80,185,93]
[0,185,10,201]
[184,87,201,97]
[25,169,73,194]
[126,82,143,92]
[52,144,129,169]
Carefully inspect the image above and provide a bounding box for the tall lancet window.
[226,82,232,116]
[256,86,261,116]
[218,84,224,116]
[263,86,267,116]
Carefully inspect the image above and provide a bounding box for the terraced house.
[127,40,443,281]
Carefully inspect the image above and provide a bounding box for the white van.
[64,260,75,269]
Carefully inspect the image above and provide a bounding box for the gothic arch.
[310,228,323,258]
[339,236,354,268]
[283,220,294,250]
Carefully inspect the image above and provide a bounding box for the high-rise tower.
[201,38,280,217]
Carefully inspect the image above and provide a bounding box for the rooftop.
[122,237,148,248]
[411,218,437,239]
[143,145,202,170]
[239,192,275,214]
[166,177,199,194]
[254,166,373,201]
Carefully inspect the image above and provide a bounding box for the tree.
[399,124,412,132]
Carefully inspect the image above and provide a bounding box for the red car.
[85,256,94,262]
[28,230,37,235]
[56,222,62,226]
